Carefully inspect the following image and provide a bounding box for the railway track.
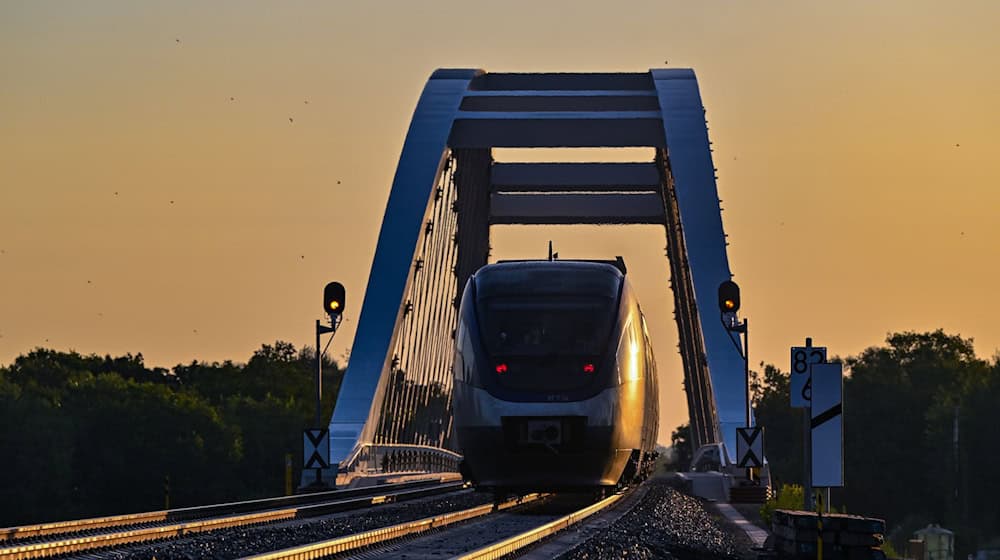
[244,488,630,560]
[0,476,463,560]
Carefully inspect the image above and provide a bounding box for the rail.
[0,475,458,543]
[0,479,465,560]
[242,489,628,560]
[240,494,544,560]
[455,492,623,559]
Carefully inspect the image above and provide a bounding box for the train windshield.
[477,296,616,357]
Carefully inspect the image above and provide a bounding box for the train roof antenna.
[547,241,558,261]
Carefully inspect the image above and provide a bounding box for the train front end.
[452,260,654,492]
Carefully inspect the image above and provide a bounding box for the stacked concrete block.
[772,509,886,560]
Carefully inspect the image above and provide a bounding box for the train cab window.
[475,296,616,392]
[477,297,615,357]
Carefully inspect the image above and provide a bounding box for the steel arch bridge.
[326,69,746,477]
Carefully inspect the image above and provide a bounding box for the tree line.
[670,329,998,557]
[0,342,342,526]
[3,329,997,555]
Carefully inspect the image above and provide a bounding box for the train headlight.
[582,363,595,373]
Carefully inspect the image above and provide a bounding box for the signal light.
[717,280,740,313]
[583,363,595,373]
[323,282,346,316]
[495,363,508,374]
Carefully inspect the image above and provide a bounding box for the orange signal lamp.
[717,280,741,313]
[323,281,346,316]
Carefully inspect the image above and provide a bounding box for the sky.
[2,1,998,442]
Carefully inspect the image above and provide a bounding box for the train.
[452,259,660,493]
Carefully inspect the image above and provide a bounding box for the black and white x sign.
[736,426,764,468]
[303,429,330,469]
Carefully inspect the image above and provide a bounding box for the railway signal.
[718,280,757,484]
[323,281,346,317]
[306,281,346,491]
[718,280,740,313]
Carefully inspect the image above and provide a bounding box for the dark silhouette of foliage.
[751,362,804,489]
[667,423,694,471]
[0,342,343,525]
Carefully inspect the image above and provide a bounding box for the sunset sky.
[2,1,998,441]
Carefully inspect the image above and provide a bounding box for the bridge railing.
[339,442,462,476]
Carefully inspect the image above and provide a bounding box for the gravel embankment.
[556,478,744,560]
[100,490,491,560]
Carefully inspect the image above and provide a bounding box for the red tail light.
[583,363,595,373]
[495,363,508,374]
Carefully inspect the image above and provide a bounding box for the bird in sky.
[230,97,235,101]
[304,100,309,104]
[175,38,180,43]
[955,143,960,147]
[337,180,341,185]
[170,200,175,204]
[114,191,119,195]
[289,117,294,123]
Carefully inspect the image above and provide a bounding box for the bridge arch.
[327,69,745,474]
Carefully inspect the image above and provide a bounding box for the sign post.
[718,280,756,482]
[304,281,345,490]
[790,338,826,509]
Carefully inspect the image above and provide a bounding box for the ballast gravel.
[556,478,744,560]
[99,490,491,560]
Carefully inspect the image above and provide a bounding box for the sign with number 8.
[790,345,827,408]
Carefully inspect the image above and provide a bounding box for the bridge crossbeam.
[489,192,667,225]
[491,162,662,192]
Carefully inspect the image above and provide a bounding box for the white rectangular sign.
[736,426,764,469]
[304,429,330,469]
[810,362,844,487]
[790,345,827,408]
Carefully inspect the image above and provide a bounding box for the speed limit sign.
[790,345,827,408]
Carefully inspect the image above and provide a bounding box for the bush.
[760,483,805,527]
